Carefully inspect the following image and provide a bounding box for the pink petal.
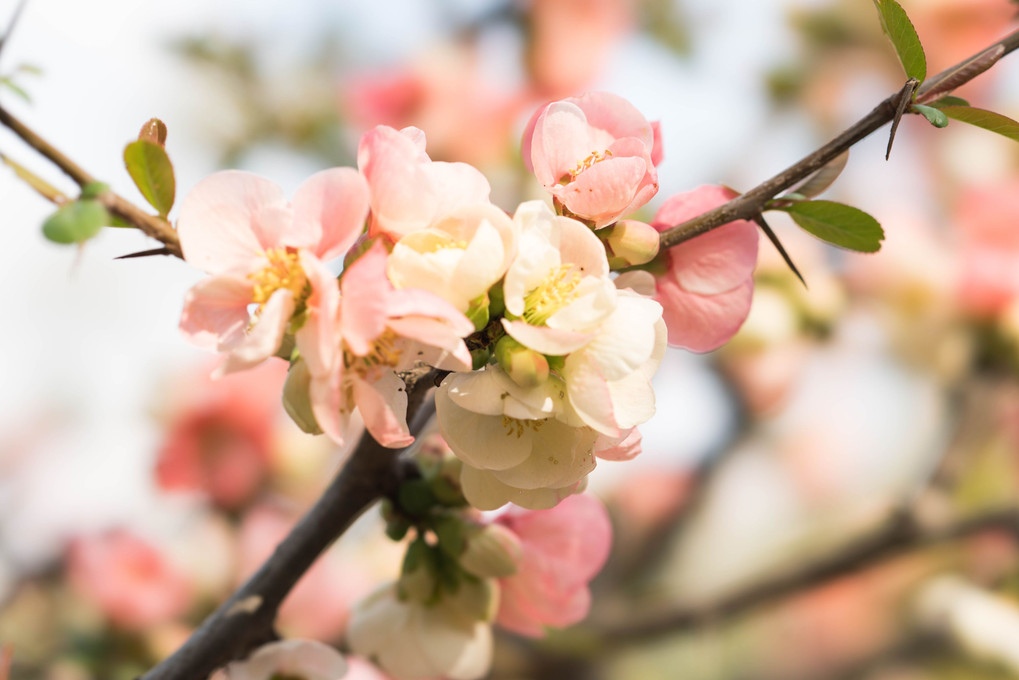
[354,372,413,448]
[555,216,609,278]
[177,171,290,274]
[596,428,642,461]
[574,92,655,149]
[340,243,392,356]
[295,252,340,377]
[387,317,471,370]
[559,155,646,225]
[535,101,598,187]
[666,220,758,295]
[310,369,350,445]
[386,288,475,337]
[358,126,437,238]
[650,121,664,167]
[179,275,253,351]
[293,167,370,262]
[657,277,755,352]
[215,289,295,377]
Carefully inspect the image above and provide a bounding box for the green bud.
[430,457,466,507]
[470,347,492,371]
[397,479,437,517]
[399,540,438,603]
[494,336,549,389]
[449,577,500,623]
[42,199,109,245]
[465,294,490,331]
[459,524,522,579]
[488,282,506,318]
[281,359,323,435]
[604,219,661,267]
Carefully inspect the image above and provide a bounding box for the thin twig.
[0,0,28,68]
[594,505,1019,645]
[659,27,1019,249]
[0,105,182,257]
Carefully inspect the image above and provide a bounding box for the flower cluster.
[176,91,760,678]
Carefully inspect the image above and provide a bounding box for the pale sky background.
[0,0,1005,593]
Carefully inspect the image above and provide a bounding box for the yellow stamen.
[345,330,404,377]
[559,149,613,184]
[522,264,583,326]
[249,247,309,307]
[501,415,546,439]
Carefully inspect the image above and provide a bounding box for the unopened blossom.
[650,185,759,352]
[348,581,493,680]
[178,169,369,376]
[310,242,474,447]
[435,366,599,510]
[494,494,611,637]
[387,203,517,314]
[221,639,347,680]
[67,529,192,631]
[524,91,659,228]
[358,125,491,241]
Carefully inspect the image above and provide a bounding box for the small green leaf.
[779,200,884,253]
[79,181,109,200]
[873,0,927,82]
[397,479,436,517]
[0,76,30,102]
[123,139,176,217]
[433,515,466,558]
[912,104,949,128]
[42,200,109,245]
[940,106,1019,143]
[928,95,969,109]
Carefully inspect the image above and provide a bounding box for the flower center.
[559,149,613,184]
[522,265,582,325]
[344,330,403,376]
[501,416,546,439]
[249,247,309,307]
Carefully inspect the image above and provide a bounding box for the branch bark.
[595,505,1019,645]
[658,27,1019,249]
[139,367,440,680]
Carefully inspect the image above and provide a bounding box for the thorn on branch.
[115,246,173,259]
[886,78,920,161]
[753,214,806,287]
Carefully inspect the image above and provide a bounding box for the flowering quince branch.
[658,27,1019,251]
[139,366,439,680]
[4,8,1019,680]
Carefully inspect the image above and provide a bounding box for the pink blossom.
[524,92,659,228]
[155,360,286,509]
[221,639,347,680]
[357,125,491,241]
[525,0,635,99]
[310,242,474,448]
[494,494,612,637]
[67,529,192,631]
[651,186,759,352]
[955,181,1019,318]
[178,169,369,376]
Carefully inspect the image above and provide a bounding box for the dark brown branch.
[0,105,183,257]
[596,505,1019,645]
[140,368,440,680]
[659,27,1019,249]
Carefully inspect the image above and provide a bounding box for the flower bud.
[450,576,501,623]
[604,219,660,267]
[494,336,549,389]
[282,359,323,435]
[460,524,522,580]
[466,294,491,332]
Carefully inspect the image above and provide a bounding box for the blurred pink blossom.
[525,0,635,99]
[67,530,192,631]
[155,360,287,510]
[524,91,660,228]
[494,494,612,637]
[955,180,1019,318]
[650,185,759,351]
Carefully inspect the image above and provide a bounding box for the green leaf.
[0,76,30,102]
[779,200,884,253]
[79,181,109,200]
[873,0,927,82]
[912,103,948,128]
[940,106,1019,143]
[42,200,109,245]
[928,95,969,109]
[123,139,175,217]
[433,515,466,558]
